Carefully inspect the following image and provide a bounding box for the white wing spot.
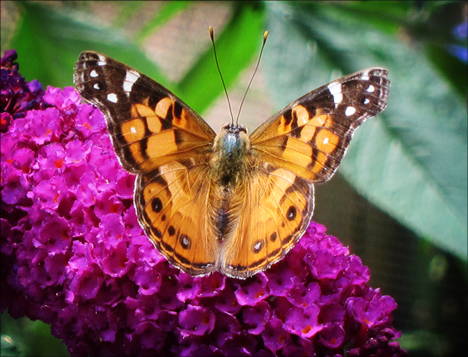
[90,70,99,78]
[323,137,329,144]
[93,83,100,90]
[327,81,343,105]
[123,70,140,94]
[363,98,370,105]
[130,126,137,133]
[366,85,375,93]
[107,93,118,103]
[97,61,106,66]
[361,70,370,80]
[345,106,356,116]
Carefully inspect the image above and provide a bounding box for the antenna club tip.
[264,30,269,40]
[209,26,214,39]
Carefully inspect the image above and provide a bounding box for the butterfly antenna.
[209,26,235,125]
[235,30,268,126]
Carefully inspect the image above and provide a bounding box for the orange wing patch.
[252,104,347,183]
[113,96,215,173]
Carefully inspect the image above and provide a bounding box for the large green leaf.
[9,1,169,88]
[264,2,467,259]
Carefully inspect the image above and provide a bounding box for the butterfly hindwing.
[136,160,219,277]
[221,164,314,278]
[250,67,390,183]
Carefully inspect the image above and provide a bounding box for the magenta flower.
[1,50,406,356]
[1,50,46,132]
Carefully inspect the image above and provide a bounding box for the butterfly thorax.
[211,124,251,186]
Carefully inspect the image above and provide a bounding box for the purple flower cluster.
[1,50,406,356]
[1,50,46,132]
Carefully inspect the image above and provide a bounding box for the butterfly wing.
[221,68,390,278]
[74,52,216,173]
[221,164,314,279]
[136,161,218,276]
[74,52,219,276]
[250,67,390,183]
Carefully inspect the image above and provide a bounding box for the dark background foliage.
[1,1,466,356]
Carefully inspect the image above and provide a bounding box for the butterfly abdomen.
[208,124,253,242]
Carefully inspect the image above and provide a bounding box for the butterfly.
[74,51,390,279]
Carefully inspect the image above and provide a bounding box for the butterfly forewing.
[74,52,216,174]
[250,68,390,184]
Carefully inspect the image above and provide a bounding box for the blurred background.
[1,1,466,356]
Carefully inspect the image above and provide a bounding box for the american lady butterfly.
[74,46,389,279]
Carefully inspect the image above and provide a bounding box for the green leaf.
[1,313,70,357]
[112,1,148,28]
[264,2,467,259]
[10,1,169,89]
[307,1,412,36]
[426,43,468,98]
[176,2,266,115]
[135,1,190,43]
